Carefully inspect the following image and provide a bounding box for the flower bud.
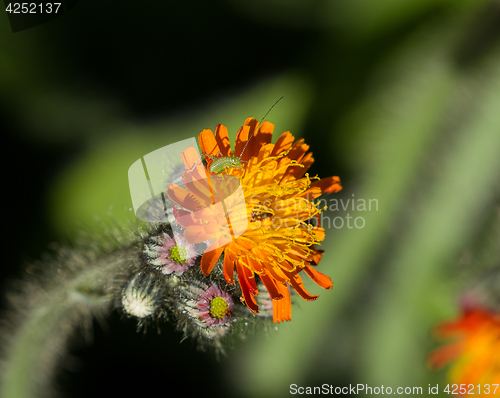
[122,272,164,318]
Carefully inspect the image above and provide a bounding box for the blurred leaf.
[360,43,500,388]
[326,0,490,42]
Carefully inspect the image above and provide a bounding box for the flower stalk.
[1,246,139,398]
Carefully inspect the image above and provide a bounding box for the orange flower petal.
[214,124,232,157]
[240,261,258,294]
[245,255,266,274]
[312,176,343,194]
[260,272,284,300]
[184,225,213,244]
[284,152,315,181]
[235,125,251,161]
[257,143,275,164]
[167,183,207,211]
[200,240,225,275]
[273,283,291,323]
[250,120,274,157]
[304,266,333,290]
[427,342,462,370]
[286,272,319,301]
[243,117,260,157]
[271,131,295,156]
[198,129,220,158]
[223,249,235,283]
[182,173,213,203]
[310,247,324,265]
[180,146,203,170]
[236,262,259,314]
[265,263,289,284]
[172,206,200,228]
[302,176,342,201]
[287,138,309,161]
[313,227,326,242]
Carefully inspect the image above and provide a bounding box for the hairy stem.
[1,246,137,398]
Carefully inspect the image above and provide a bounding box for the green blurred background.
[3,0,500,397]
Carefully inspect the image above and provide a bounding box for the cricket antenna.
[239,96,284,158]
[259,96,284,125]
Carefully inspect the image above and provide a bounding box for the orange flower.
[428,309,500,395]
[167,118,342,323]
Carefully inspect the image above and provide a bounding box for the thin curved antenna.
[238,96,284,159]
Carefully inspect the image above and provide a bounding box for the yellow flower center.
[169,244,187,264]
[209,296,229,319]
[250,202,274,222]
